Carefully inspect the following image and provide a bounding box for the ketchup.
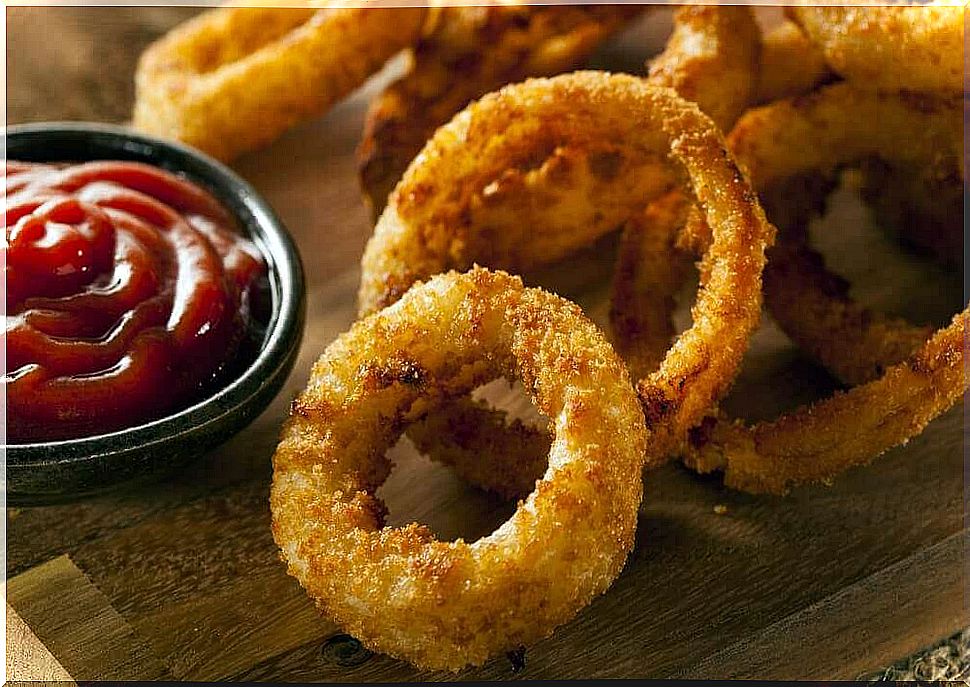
[4,161,265,442]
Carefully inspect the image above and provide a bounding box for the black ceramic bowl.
[5,122,306,505]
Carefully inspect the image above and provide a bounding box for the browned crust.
[680,84,967,494]
[359,73,774,475]
[763,240,934,387]
[272,267,646,670]
[788,4,965,94]
[753,20,832,104]
[609,4,764,394]
[646,5,760,132]
[356,4,645,215]
[407,397,550,501]
[608,191,695,384]
[133,6,427,161]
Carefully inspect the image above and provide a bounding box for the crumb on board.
[713,504,728,515]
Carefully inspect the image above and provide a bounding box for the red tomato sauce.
[4,160,266,442]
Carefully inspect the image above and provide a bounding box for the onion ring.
[368,10,770,497]
[133,5,427,161]
[782,4,965,272]
[271,267,647,670]
[360,72,774,479]
[407,393,552,502]
[612,4,764,383]
[608,191,695,384]
[357,4,644,215]
[757,7,963,269]
[681,84,967,494]
[645,5,760,132]
[787,3,965,94]
[762,240,934,388]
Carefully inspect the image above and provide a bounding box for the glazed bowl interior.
[5,122,306,505]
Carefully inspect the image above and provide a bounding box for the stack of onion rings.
[271,267,646,670]
[604,8,966,493]
[359,72,774,487]
[254,3,967,672]
[681,85,966,494]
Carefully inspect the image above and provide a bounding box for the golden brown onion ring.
[686,311,966,495]
[360,72,774,471]
[407,395,551,502]
[787,4,965,94]
[730,88,963,191]
[612,4,764,384]
[762,240,933,388]
[683,84,968,494]
[134,6,426,161]
[646,5,760,132]
[271,267,647,670]
[762,7,962,270]
[609,191,695,384]
[377,8,767,497]
[357,4,645,214]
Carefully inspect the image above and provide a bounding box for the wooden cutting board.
[6,6,966,682]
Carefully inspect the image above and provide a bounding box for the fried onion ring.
[271,267,647,670]
[609,191,695,384]
[360,72,774,476]
[781,4,965,272]
[368,10,770,498]
[787,3,965,94]
[133,6,427,161]
[681,84,967,494]
[645,5,760,132]
[612,4,764,383]
[357,4,644,214]
[407,393,552,502]
[762,240,934,388]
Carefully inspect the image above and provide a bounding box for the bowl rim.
[5,121,306,465]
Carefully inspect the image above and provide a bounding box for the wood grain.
[675,530,968,680]
[7,556,172,680]
[6,604,74,684]
[5,5,965,682]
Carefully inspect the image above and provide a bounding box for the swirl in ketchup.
[4,160,266,443]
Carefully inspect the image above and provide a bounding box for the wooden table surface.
[6,6,967,682]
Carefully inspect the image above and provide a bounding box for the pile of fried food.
[134,3,966,673]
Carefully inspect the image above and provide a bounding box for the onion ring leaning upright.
[359,72,775,480]
[134,5,427,161]
[784,4,965,268]
[611,5,762,385]
[357,4,645,215]
[682,85,968,495]
[645,5,760,133]
[271,267,647,670]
